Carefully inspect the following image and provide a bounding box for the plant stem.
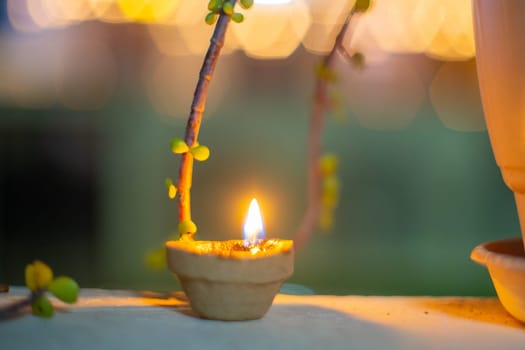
[0,290,44,319]
[177,1,238,229]
[294,9,356,250]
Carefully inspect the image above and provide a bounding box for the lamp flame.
[243,198,264,247]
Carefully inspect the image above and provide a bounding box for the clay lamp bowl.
[471,238,525,322]
[166,238,294,321]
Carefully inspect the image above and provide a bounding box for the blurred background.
[0,0,519,296]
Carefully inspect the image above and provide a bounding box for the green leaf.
[32,295,54,318]
[170,138,189,154]
[208,0,218,11]
[25,260,53,291]
[354,0,372,12]
[350,52,365,70]
[168,184,177,199]
[190,145,210,161]
[223,2,233,15]
[48,277,79,304]
[205,12,218,25]
[178,220,197,235]
[231,12,244,23]
[240,0,254,10]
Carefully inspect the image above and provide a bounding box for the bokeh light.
[117,0,179,23]
[302,0,354,54]
[430,60,485,131]
[55,31,117,111]
[232,0,311,59]
[336,55,426,130]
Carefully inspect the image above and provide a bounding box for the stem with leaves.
[293,4,368,250]
[174,1,238,239]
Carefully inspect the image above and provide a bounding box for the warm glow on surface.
[243,198,265,246]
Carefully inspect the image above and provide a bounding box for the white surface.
[1,288,525,350]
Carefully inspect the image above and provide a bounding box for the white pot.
[473,0,525,246]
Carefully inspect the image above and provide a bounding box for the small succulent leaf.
[145,249,167,270]
[205,12,217,25]
[168,185,177,199]
[178,220,197,235]
[354,0,372,12]
[190,145,210,161]
[208,0,218,11]
[223,1,233,15]
[25,260,53,291]
[32,295,54,318]
[48,277,79,304]
[350,52,365,70]
[319,154,339,176]
[240,0,254,9]
[231,12,244,23]
[170,138,189,154]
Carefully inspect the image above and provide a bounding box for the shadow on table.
[418,298,525,330]
[136,290,198,317]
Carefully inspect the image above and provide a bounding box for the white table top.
[1,288,525,350]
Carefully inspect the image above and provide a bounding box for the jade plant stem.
[294,9,357,250]
[0,290,43,319]
[177,0,238,227]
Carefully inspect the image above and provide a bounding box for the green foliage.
[22,261,79,317]
[222,2,233,15]
[48,277,79,304]
[315,63,338,82]
[32,295,54,318]
[25,260,53,292]
[354,0,372,12]
[165,178,177,199]
[350,52,365,70]
[204,0,249,24]
[205,12,218,25]
[190,145,210,161]
[208,0,220,11]
[231,12,244,23]
[240,0,254,10]
[178,220,197,236]
[171,138,189,154]
[319,154,341,231]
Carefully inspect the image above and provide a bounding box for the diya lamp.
[166,199,294,321]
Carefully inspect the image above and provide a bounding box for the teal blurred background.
[0,0,520,296]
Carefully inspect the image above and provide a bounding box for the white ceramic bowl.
[471,238,525,322]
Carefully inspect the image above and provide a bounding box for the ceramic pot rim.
[471,237,525,270]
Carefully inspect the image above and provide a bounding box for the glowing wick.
[243,198,264,247]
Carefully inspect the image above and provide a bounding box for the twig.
[0,290,44,319]
[176,1,238,228]
[293,9,357,250]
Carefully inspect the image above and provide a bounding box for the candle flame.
[243,198,264,246]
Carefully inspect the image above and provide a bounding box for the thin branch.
[293,9,357,250]
[177,1,238,229]
[0,290,44,320]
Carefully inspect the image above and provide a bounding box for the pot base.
[179,278,281,320]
